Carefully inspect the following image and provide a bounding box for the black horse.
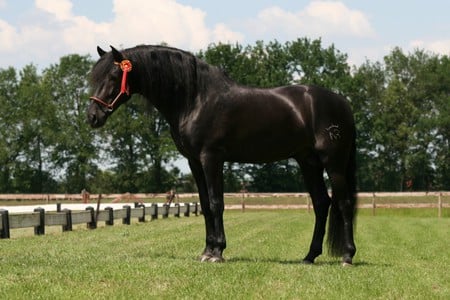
[88,45,357,265]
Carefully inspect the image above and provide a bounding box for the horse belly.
[223,126,311,163]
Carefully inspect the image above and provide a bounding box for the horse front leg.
[188,158,226,262]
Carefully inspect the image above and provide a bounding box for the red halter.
[90,59,133,111]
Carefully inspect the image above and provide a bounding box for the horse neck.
[130,49,232,128]
[130,60,194,127]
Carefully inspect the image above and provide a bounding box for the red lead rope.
[90,59,133,111]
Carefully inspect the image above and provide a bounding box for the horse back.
[178,84,354,163]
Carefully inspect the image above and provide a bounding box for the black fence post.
[34,207,45,236]
[62,209,72,232]
[184,203,190,217]
[193,202,198,216]
[105,207,114,226]
[0,209,10,239]
[174,203,180,218]
[123,205,131,225]
[151,203,158,220]
[162,204,169,219]
[135,203,145,222]
[86,206,97,229]
[56,203,62,212]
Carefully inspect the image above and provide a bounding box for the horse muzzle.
[87,103,108,128]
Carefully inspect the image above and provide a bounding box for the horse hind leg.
[298,158,331,264]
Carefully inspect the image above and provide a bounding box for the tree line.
[0,38,448,193]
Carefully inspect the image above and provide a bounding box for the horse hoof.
[199,254,212,262]
[342,262,353,267]
[302,259,314,265]
[199,254,224,263]
[208,256,225,263]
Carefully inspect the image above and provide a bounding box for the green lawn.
[1,210,449,299]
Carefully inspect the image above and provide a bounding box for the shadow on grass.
[226,256,389,267]
[149,251,391,268]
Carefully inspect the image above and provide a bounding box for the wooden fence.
[235,191,449,218]
[0,202,200,239]
[0,192,448,239]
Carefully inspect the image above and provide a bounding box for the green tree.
[431,55,450,189]
[378,48,448,190]
[102,96,179,193]
[348,61,387,190]
[349,48,449,191]
[287,38,351,93]
[244,40,291,87]
[197,43,247,82]
[13,65,56,192]
[199,40,291,88]
[245,160,304,192]
[0,67,19,192]
[42,54,98,193]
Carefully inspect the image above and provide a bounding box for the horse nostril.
[89,113,97,125]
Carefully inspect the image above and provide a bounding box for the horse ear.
[97,46,107,57]
[110,46,124,63]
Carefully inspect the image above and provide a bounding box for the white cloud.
[213,23,244,45]
[0,0,244,69]
[0,19,16,51]
[247,1,375,40]
[410,39,450,55]
[110,0,208,49]
[1,0,447,71]
[107,0,243,50]
[35,0,73,21]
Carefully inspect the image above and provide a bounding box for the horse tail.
[327,133,357,257]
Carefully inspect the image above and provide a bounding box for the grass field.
[1,210,449,299]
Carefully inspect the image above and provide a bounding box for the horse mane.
[90,45,235,112]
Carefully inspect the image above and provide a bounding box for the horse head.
[87,46,133,128]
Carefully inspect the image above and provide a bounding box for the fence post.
[193,202,198,216]
[0,209,10,239]
[123,205,131,225]
[184,203,190,217]
[151,203,158,220]
[307,196,311,213]
[438,192,442,218]
[162,204,169,219]
[62,209,72,232]
[86,206,97,229]
[135,203,145,222]
[105,207,114,225]
[34,207,45,236]
[174,203,180,218]
[372,193,376,216]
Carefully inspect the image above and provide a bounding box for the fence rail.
[0,202,200,239]
[0,192,448,239]
[0,191,448,201]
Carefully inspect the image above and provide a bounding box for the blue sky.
[0,0,449,70]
